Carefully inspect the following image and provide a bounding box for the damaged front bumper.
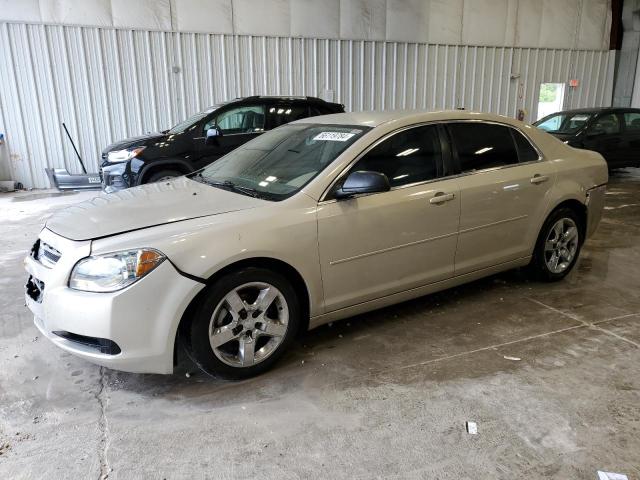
[45,168,102,191]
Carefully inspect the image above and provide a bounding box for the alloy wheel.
[544,218,579,274]
[208,282,289,367]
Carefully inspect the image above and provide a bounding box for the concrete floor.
[0,171,639,480]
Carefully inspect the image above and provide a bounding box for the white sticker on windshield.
[572,115,589,121]
[313,132,356,142]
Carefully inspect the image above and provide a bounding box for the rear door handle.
[429,192,455,204]
[530,174,549,185]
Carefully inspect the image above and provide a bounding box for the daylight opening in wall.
[537,83,566,120]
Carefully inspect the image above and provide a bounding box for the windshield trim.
[167,107,217,135]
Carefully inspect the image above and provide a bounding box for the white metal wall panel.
[0,0,613,50]
[0,23,616,188]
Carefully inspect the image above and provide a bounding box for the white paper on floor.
[465,421,478,434]
[597,472,628,480]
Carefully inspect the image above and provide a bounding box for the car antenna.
[62,122,87,174]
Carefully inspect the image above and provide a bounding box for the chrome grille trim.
[37,241,62,268]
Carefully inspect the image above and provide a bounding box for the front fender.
[90,195,325,317]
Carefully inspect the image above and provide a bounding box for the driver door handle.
[429,192,455,204]
[530,174,549,185]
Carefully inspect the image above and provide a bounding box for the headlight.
[106,147,145,163]
[69,249,165,292]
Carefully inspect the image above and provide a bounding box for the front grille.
[33,240,61,268]
[52,331,122,355]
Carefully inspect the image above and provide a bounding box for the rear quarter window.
[512,130,540,162]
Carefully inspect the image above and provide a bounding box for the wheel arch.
[175,256,312,361]
[546,198,588,241]
[137,159,194,185]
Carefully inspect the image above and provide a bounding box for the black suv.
[534,107,640,169]
[100,96,344,192]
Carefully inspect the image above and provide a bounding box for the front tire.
[530,207,583,282]
[146,169,183,184]
[186,268,300,380]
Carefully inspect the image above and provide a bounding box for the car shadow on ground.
[76,168,640,403]
[101,268,550,398]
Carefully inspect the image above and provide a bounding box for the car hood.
[46,177,266,241]
[102,132,167,153]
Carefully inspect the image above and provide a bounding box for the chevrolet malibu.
[24,111,608,379]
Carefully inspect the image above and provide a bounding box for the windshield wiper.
[192,174,261,198]
[219,181,261,198]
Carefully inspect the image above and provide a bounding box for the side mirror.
[205,126,223,145]
[334,171,390,199]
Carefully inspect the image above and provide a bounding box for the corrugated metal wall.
[0,23,615,189]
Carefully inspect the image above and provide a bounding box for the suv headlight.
[106,146,145,163]
[69,249,165,292]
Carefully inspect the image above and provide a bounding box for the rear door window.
[310,105,335,116]
[448,123,518,173]
[623,112,640,131]
[267,104,310,129]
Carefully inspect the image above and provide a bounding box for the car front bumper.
[101,161,132,193]
[24,228,203,374]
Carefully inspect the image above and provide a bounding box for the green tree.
[539,83,558,102]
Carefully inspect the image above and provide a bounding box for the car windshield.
[190,123,369,201]
[168,106,220,134]
[534,112,593,134]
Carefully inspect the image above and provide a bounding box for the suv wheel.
[146,169,183,183]
[530,207,582,281]
[186,267,300,379]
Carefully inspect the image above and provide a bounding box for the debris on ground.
[597,472,629,480]
[503,355,521,361]
[465,421,478,435]
[0,442,11,456]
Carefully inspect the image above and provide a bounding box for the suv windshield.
[168,106,220,134]
[190,123,368,200]
[534,112,594,134]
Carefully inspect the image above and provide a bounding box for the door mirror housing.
[334,171,391,199]
[205,126,223,145]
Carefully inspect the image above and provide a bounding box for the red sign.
[569,79,579,87]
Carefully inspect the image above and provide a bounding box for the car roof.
[293,109,527,128]
[219,95,333,106]
[546,107,640,116]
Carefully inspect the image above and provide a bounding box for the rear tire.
[529,207,583,282]
[145,169,183,183]
[185,267,300,380]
